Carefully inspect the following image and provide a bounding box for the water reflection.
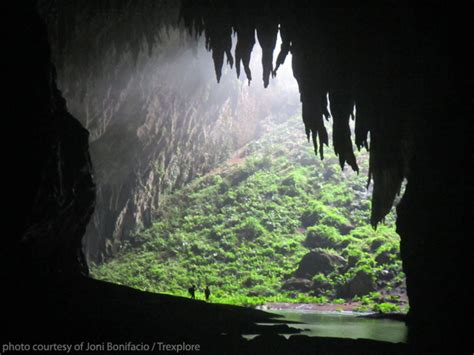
[272,310,407,343]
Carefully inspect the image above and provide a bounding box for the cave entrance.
[69,30,407,316]
[14,1,466,349]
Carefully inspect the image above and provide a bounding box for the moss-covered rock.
[294,249,346,278]
[304,225,342,249]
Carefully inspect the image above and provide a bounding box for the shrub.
[304,225,342,249]
[91,114,404,308]
[234,217,267,241]
[373,302,401,313]
[300,201,326,227]
[320,210,352,234]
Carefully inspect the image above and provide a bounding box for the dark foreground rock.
[3,276,408,355]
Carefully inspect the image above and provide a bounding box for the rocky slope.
[53,29,299,262]
[92,116,406,311]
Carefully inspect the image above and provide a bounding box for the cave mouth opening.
[74,30,408,317]
[9,2,467,350]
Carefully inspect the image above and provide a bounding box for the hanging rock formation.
[180,1,416,227]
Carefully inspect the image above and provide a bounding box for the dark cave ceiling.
[39,0,448,226]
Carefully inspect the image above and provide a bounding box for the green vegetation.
[92,115,405,312]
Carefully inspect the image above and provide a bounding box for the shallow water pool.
[269,310,407,343]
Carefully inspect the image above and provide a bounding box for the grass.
[92,115,405,311]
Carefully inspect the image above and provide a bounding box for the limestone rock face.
[53,30,298,262]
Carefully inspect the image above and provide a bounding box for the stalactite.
[256,19,278,88]
[178,2,412,225]
[234,18,255,83]
[41,1,413,227]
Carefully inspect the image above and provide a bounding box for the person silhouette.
[188,285,196,299]
[204,285,211,302]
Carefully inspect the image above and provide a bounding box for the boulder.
[338,223,354,235]
[304,226,339,249]
[375,251,392,264]
[311,279,333,294]
[337,270,376,297]
[379,269,395,281]
[347,255,359,268]
[282,278,313,292]
[370,239,384,252]
[294,249,346,278]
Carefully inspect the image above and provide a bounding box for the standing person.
[188,285,196,299]
[204,285,211,302]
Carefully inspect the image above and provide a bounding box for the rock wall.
[397,113,469,350]
[396,8,470,350]
[54,30,298,262]
[6,1,95,279]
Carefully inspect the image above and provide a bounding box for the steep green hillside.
[92,115,405,311]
